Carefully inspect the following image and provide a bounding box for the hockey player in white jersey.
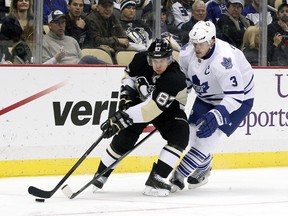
[169,20,255,192]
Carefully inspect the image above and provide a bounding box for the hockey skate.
[92,174,108,193]
[169,170,185,193]
[187,167,211,189]
[143,163,171,197]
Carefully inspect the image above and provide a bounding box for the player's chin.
[195,53,203,58]
[154,70,165,75]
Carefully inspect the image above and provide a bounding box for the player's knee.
[172,122,189,150]
[167,142,186,153]
[111,132,139,153]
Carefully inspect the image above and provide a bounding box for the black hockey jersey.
[123,52,188,123]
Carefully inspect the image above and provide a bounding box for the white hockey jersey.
[179,38,255,114]
[172,2,192,29]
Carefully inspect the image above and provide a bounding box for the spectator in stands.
[114,0,153,25]
[0,0,10,22]
[43,10,106,64]
[161,6,186,49]
[274,1,288,19]
[241,25,259,65]
[119,0,152,51]
[162,0,175,25]
[172,0,193,29]
[267,2,288,66]
[242,0,273,26]
[1,0,34,44]
[133,0,153,26]
[181,0,208,44]
[161,6,174,34]
[86,0,129,62]
[0,0,34,63]
[217,0,251,49]
[43,0,68,24]
[83,0,94,14]
[65,0,93,49]
[182,0,207,31]
[206,0,227,24]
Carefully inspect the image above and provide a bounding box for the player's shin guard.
[92,144,122,193]
[176,147,210,177]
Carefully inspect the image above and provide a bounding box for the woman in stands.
[0,0,34,63]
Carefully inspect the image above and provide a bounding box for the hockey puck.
[35,198,45,202]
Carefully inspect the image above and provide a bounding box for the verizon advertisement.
[0,66,288,161]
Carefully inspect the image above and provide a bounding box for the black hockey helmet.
[147,38,173,59]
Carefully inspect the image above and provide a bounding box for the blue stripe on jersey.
[234,98,243,104]
[200,94,217,98]
[205,98,222,101]
[223,90,244,94]
[244,87,253,95]
[245,74,254,90]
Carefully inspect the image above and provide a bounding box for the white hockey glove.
[196,105,230,138]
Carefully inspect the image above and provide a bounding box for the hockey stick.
[62,128,157,199]
[28,131,107,199]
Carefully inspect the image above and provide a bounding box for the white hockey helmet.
[189,21,216,45]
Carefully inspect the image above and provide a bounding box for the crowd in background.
[0,0,288,66]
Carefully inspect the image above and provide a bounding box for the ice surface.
[1,167,288,216]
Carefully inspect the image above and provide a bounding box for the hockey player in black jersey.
[92,38,189,197]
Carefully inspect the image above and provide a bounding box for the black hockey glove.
[118,85,137,111]
[100,111,133,138]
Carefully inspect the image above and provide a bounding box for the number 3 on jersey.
[230,76,238,86]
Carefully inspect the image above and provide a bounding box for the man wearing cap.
[216,0,251,49]
[119,0,152,51]
[86,0,129,61]
[43,10,106,64]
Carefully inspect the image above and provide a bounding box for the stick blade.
[61,184,73,199]
[28,186,53,198]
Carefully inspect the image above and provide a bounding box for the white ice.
[1,167,288,216]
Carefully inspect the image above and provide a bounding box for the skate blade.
[142,186,169,197]
[170,184,181,193]
[188,178,208,189]
[92,185,100,193]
